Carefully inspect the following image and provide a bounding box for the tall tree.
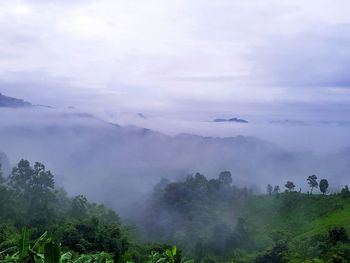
[307,174,318,194]
[218,171,232,186]
[319,179,329,195]
[266,184,273,195]
[340,185,350,197]
[8,159,56,226]
[70,195,88,219]
[285,181,295,192]
[273,185,280,194]
[0,163,4,184]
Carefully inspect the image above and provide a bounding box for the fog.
[1,1,350,260]
[0,107,350,216]
[111,111,350,154]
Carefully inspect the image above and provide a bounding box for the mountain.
[137,113,147,119]
[0,93,32,108]
[213,117,249,123]
[0,108,349,214]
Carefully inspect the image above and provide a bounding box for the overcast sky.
[1,0,350,119]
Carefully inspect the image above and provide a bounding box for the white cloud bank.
[0,0,350,117]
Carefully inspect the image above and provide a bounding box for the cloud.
[171,75,239,83]
[251,24,350,89]
[0,0,350,117]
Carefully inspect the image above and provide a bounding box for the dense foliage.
[1,159,350,262]
[0,160,191,263]
[136,172,350,262]
[135,172,253,261]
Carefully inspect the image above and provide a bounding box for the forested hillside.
[134,172,350,262]
[1,108,350,214]
[2,0,350,262]
[1,159,350,262]
[0,160,193,263]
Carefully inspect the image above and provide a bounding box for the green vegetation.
[1,159,350,262]
[0,226,191,263]
[137,172,350,262]
[0,160,192,263]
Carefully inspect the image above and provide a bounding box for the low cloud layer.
[1,108,350,215]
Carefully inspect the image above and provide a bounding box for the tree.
[0,163,4,184]
[70,195,88,219]
[319,179,329,195]
[254,243,289,263]
[273,185,280,195]
[218,171,232,186]
[328,227,349,245]
[9,160,55,194]
[307,174,318,194]
[8,159,56,226]
[8,159,32,192]
[340,185,350,197]
[267,184,273,195]
[285,181,295,192]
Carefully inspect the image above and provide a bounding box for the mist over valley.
[0,94,349,214]
[1,1,350,261]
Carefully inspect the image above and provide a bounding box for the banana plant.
[72,252,113,263]
[0,228,115,263]
[0,228,193,263]
[0,228,66,263]
[145,246,193,263]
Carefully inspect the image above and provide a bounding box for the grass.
[238,193,350,251]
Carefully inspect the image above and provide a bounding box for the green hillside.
[1,159,350,262]
[138,173,350,262]
[236,193,350,261]
[241,193,350,243]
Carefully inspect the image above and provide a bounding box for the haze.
[1,0,350,212]
[1,1,350,113]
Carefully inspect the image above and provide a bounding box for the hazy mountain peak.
[137,113,147,119]
[213,117,249,123]
[0,93,32,108]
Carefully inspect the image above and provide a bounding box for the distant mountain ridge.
[0,93,52,108]
[0,109,290,212]
[213,117,249,123]
[0,97,349,214]
[0,93,32,108]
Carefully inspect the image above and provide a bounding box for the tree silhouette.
[273,185,280,194]
[218,171,232,185]
[340,185,350,197]
[8,159,56,226]
[319,179,329,195]
[285,181,295,192]
[307,174,318,194]
[0,163,4,184]
[267,184,273,195]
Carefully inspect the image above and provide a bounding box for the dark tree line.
[266,174,333,195]
[3,158,350,263]
[135,171,257,261]
[0,159,132,261]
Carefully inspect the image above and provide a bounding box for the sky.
[1,0,350,120]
